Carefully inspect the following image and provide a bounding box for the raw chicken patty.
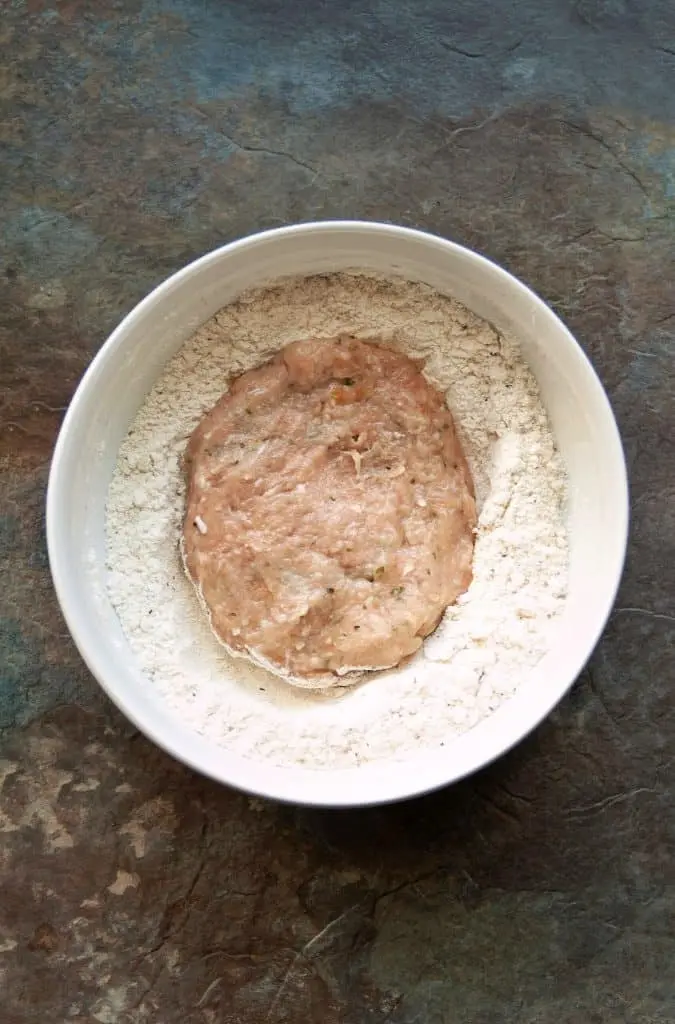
[182,335,477,687]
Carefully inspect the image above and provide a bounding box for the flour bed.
[105,272,568,769]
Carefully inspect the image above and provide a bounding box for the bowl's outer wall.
[47,222,629,806]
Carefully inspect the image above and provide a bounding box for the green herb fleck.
[341,377,356,386]
[391,585,404,597]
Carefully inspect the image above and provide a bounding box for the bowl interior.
[47,222,628,806]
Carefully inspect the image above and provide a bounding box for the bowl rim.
[46,220,630,806]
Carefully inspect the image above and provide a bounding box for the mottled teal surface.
[1,0,674,1021]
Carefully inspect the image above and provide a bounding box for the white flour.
[105,273,568,769]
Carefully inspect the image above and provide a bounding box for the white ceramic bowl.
[47,222,628,806]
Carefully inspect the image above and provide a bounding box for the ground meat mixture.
[181,335,476,687]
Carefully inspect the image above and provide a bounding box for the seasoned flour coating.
[182,335,476,687]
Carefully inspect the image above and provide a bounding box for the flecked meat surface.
[182,335,476,687]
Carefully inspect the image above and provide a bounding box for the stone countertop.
[1,1,674,1021]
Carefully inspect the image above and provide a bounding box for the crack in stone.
[562,227,596,244]
[182,102,319,177]
[559,118,651,200]
[495,782,535,806]
[438,111,500,144]
[219,131,319,177]
[614,607,675,625]
[136,817,210,963]
[439,37,524,60]
[595,227,646,243]
[584,666,622,731]
[264,903,370,1019]
[474,788,523,827]
[438,41,486,59]
[564,787,658,819]
[194,976,222,1009]
[265,868,453,1020]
